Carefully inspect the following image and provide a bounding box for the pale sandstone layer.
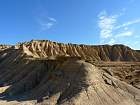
[20,40,140,61]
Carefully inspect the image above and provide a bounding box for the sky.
[0,0,140,49]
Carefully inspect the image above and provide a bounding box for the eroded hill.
[18,40,140,61]
[0,40,140,105]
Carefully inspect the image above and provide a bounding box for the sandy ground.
[0,100,36,105]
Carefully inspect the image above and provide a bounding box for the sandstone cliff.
[18,40,140,61]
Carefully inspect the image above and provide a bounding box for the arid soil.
[0,40,140,105]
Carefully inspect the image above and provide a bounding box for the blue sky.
[0,0,140,49]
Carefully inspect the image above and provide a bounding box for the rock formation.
[0,40,140,105]
[17,40,140,62]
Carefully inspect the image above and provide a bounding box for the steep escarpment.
[18,40,140,62]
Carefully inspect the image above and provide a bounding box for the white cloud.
[108,39,115,45]
[115,31,133,38]
[40,22,54,30]
[48,17,57,22]
[98,11,117,39]
[124,27,128,30]
[37,16,57,31]
[115,19,140,29]
[97,10,139,45]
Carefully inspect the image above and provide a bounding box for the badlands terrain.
[0,40,140,105]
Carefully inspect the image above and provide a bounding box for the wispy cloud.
[48,17,57,22]
[115,19,140,29]
[108,38,115,44]
[40,22,54,30]
[37,16,57,31]
[115,31,133,38]
[98,11,117,39]
[97,10,138,46]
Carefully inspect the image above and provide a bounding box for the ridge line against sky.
[0,0,140,49]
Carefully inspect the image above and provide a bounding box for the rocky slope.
[0,45,11,51]
[95,62,140,90]
[0,40,140,105]
[19,40,140,61]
